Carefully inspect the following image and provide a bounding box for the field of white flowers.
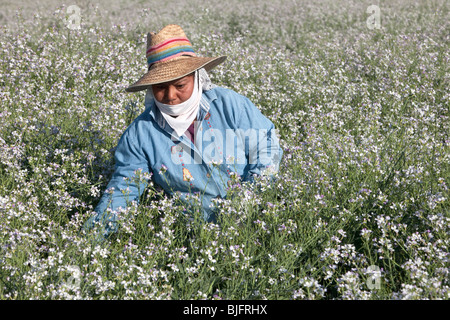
[0,0,448,300]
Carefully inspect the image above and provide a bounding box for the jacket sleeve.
[83,126,150,239]
[236,96,283,181]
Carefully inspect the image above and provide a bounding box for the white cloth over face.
[144,68,213,137]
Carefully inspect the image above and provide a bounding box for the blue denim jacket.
[83,86,282,237]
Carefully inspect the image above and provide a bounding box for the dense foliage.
[0,0,448,299]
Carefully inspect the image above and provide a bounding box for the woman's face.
[152,73,195,105]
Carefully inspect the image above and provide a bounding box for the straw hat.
[125,24,226,92]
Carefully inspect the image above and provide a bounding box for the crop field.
[0,0,448,300]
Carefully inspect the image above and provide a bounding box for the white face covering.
[147,70,201,137]
[145,68,214,137]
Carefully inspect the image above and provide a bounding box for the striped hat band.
[146,36,196,66]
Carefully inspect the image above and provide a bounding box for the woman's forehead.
[160,73,194,86]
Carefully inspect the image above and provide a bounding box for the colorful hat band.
[146,37,196,67]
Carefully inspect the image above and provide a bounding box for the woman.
[83,24,282,239]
